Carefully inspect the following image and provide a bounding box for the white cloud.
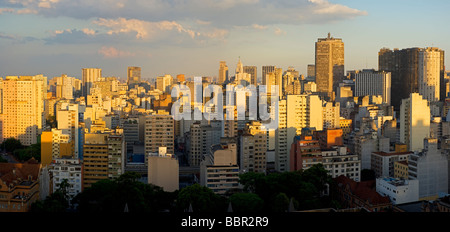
[93,17,196,40]
[274,27,286,36]
[81,28,96,36]
[98,46,135,58]
[252,24,268,30]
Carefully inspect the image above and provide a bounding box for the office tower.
[200,143,239,195]
[354,69,391,105]
[156,74,173,93]
[408,138,448,200]
[148,147,179,192]
[2,75,46,146]
[315,33,344,99]
[379,47,445,110]
[400,93,430,152]
[82,68,102,97]
[41,128,71,166]
[144,111,174,166]
[243,66,257,85]
[55,74,74,100]
[82,130,125,189]
[307,64,316,79]
[127,66,141,86]
[262,65,276,85]
[219,61,229,84]
[419,48,441,102]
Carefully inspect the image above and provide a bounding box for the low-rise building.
[0,159,41,212]
[376,177,419,205]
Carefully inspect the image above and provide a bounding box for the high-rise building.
[315,33,344,100]
[400,93,430,152]
[55,74,74,100]
[307,64,316,79]
[188,121,221,167]
[419,48,441,102]
[243,66,257,85]
[379,47,445,110]
[156,74,173,93]
[355,69,391,105]
[1,75,46,145]
[200,143,239,195]
[127,66,141,86]
[82,130,125,189]
[262,66,276,85]
[275,95,324,172]
[82,68,102,97]
[219,61,229,84]
[144,111,174,166]
[56,102,79,158]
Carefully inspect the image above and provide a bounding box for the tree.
[72,172,175,212]
[30,179,70,212]
[1,138,23,153]
[176,184,226,212]
[273,193,290,212]
[229,193,264,213]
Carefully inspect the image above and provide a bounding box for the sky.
[1,0,450,82]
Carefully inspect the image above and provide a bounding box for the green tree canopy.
[228,193,264,213]
[175,183,226,212]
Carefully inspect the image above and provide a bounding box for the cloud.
[252,24,268,30]
[93,17,196,40]
[3,0,366,26]
[98,46,135,58]
[274,27,286,36]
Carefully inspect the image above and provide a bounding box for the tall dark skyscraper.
[243,66,257,85]
[378,47,445,110]
[315,33,344,100]
[127,66,141,86]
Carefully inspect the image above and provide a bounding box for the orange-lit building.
[0,159,41,212]
[315,128,344,149]
[289,135,322,171]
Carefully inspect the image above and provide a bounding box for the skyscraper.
[262,65,276,85]
[219,61,229,84]
[378,47,445,110]
[82,68,102,97]
[127,66,141,86]
[419,48,441,102]
[315,33,344,100]
[243,66,257,85]
[354,69,392,105]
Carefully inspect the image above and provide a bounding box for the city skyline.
[1,0,450,80]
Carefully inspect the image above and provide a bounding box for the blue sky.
[0,0,449,81]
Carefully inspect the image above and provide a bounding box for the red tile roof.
[335,175,391,205]
[0,161,41,187]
